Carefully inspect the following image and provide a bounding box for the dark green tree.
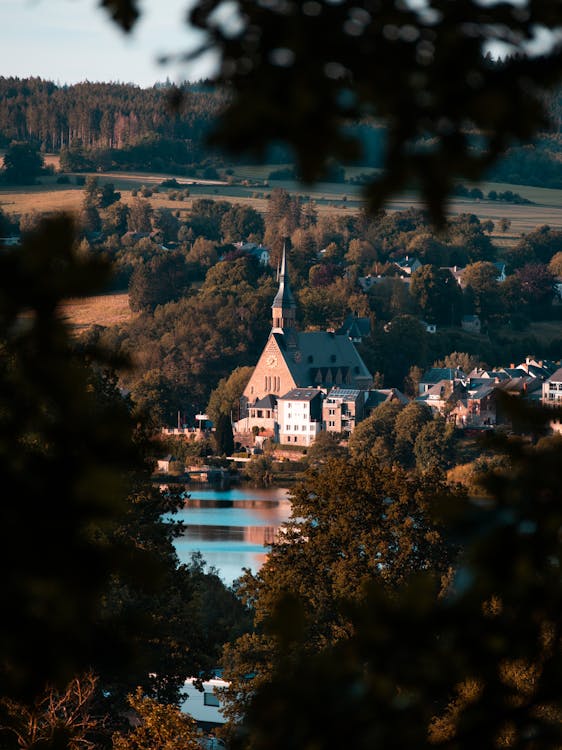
[220,456,460,731]
[410,265,462,326]
[214,412,235,456]
[225,401,562,750]
[413,417,456,473]
[462,261,501,320]
[393,401,434,467]
[207,366,254,425]
[1,141,44,185]
[0,215,145,701]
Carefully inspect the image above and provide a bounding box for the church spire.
[272,242,296,331]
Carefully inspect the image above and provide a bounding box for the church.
[235,246,373,440]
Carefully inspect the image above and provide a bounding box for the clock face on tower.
[266,354,278,368]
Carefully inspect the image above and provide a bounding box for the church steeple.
[272,242,296,331]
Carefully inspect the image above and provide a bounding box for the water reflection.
[172,486,292,586]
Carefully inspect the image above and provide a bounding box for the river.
[171,485,293,586]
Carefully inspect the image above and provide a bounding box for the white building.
[542,366,562,434]
[181,677,228,730]
[277,388,324,446]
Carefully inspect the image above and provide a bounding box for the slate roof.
[547,367,562,383]
[420,367,466,385]
[364,388,409,410]
[251,394,277,409]
[279,388,324,402]
[336,314,371,340]
[272,330,372,388]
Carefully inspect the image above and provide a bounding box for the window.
[302,425,306,431]
[328,409,335,415]
[204,692,220,707]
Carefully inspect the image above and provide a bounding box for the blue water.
[170,486,292,586]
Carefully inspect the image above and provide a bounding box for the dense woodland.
[1,76,562,187]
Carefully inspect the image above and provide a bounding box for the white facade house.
[542,366,562,434]
[181,677,229,729]
[278,388,324,446]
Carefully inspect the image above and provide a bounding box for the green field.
[3,162,562,244]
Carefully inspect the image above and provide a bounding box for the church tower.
[271,243,296,332]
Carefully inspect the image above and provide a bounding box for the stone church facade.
[234,246,373,438]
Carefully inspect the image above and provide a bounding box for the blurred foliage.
[105,0,562,225]
[227,400,562,750]
[220,456,460,732]
[0,215,146,701]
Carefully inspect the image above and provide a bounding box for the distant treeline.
[1,77,562,188]
[0,77,227,153]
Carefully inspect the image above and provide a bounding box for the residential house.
[335,313,371,343]
[156,455,177,473]
[416,379,465,418]
[450,382,498,427]
[323,387,365,435]
[541,366,562,434]
[494,261,507,282]
[277,388,324,446]
[234,241,271,266]
[394,256,422,275]
[418,367,466,395]
[364,388,410,415]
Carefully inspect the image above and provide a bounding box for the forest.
[1,76,562,188]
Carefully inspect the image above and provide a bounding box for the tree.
[413,418,456,472]
[0,673,100,750]
[220,456,460,731]
[347,401,403,460]
[304,431,347,467]
[223,401,562,750]
[462,261,501,320]
[101,201,130,236]
[220,205,264,243]
[112,687,201,750]
[128,253,190,313]
[548,251,562,278]
[214,412,234,456]
[2,142,44,185]
[0,215,150,701]
[410,265,462,325]
[511,225,562,266]
[207,366,255,424]
[127,198,153,233]
[515,262,557,317]
[393,401,434,467]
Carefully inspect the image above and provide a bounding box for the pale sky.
[0,0,218,87]
[0,0,559,89]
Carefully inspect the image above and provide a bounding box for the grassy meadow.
[59,292,133,333]
[3,159,562,245]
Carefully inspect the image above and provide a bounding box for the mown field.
[59,291,134,333]
[3,160,562,246]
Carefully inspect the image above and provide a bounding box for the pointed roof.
[272,243,296,310]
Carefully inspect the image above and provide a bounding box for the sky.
[0,0,558,89]
[0,0,218,87]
